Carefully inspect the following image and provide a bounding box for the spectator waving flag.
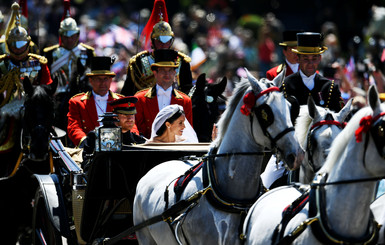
[344,55,355,82]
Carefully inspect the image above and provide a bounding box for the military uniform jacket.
[43,43,95,83]
[266,62,295,81]
[135,86,193,139]
[122,131,146,145]
[67,91,124,146]
[0,53,52,85]
[121,50,193,96]
[281,72,344,112]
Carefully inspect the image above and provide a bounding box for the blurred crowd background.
[1,0,385,105]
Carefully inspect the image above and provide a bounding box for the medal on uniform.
[318,92,324,105]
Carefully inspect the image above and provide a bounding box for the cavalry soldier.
[43,0,94,90]
[0,0,40,55]
[43,0,95,135]
[120,0,193,96]
[0,2,52,155]
[266,30,301,81]
[135,49,192,139]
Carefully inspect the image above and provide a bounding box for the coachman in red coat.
[67,56,138,146]
[266,30,302,81]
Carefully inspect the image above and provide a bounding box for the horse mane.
[319,106,371,173]
[28,85,53,105]
[212,78,250,147]
[294,105,313,149]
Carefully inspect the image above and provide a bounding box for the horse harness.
[250,86,296,162]
[306,114,346,173]
[269,111,385,245]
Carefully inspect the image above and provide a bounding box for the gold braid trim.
[0,68,22,107]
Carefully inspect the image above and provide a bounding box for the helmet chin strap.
[10,45,30,61]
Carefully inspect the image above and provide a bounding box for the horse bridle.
[276,112,385,245]
[306,113,346,173]
[251,87,295,161]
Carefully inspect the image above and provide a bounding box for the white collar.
[93,91,109,101]
[286,59,299,73]
[299,70,316,90]
[156,84,172,96]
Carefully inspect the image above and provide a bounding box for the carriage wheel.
[32,188,63,245]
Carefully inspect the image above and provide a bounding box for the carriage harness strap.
[307,117,346,173]
[272,173,381,245]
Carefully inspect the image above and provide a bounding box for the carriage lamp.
[95,112,122,152]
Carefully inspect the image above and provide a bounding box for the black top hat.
[151,49,179,70]
[109,96,138,115]
[279,30,302,47]
[86,56,116,77]
[292,32,328,55]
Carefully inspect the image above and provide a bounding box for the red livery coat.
[67,91,139,146]
[266,62,295,81]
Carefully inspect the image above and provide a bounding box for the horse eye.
[378,126,384,137]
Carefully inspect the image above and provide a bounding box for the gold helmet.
[59,16,80,37]
[151,20,174,46]
[5,3,30,57]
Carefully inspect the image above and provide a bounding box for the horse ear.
[244,68,261,93]
[47,75,59,96]
[368,85,381,114]
[337,98,353,122]
[210,76,227,97]
[307,96,320,120]
[22,76,34,97]
[195,73,206,92]
[272,66,286,87]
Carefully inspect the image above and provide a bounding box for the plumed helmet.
[59,0,79,37]
[6,3,31,52]
[7,25,31,47]
[151,21,174,45]
[59,16,80,37]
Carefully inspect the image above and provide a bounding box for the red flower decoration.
[240,92,256,116]
[355,115,373,143]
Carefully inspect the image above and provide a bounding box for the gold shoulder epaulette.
[135,87,150,95]
[0,54,7,61]
[111,91,124,99]
[177,51,192,63]
[130,51,150,64]
[43,44,60,53]
[70,92,86,99]
[79,43,95,51]
[277,64,283,73]
[28,53,48,64]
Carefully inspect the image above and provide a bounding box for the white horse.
[295,96,352,184]
[133,71,303,245]
[243,85,385,245]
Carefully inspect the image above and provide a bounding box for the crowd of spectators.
[1,0,385,109]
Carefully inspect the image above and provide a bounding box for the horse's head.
[191,73,227,142]
[320,85,385,176]
[22,77,57,161]
[245,70,303,169]
[296,96,352,183]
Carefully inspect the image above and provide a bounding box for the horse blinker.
[255,104,274,130]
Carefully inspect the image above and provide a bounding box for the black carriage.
[32,137,210,244]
